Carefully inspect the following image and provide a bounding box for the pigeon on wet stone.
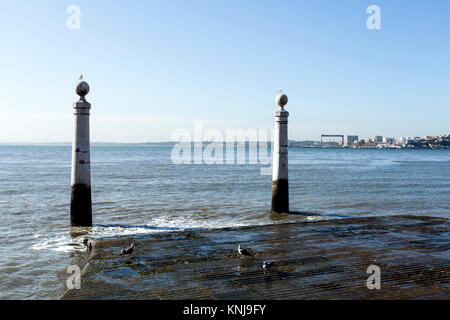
[120,243,135,255]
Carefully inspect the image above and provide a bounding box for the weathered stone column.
[271,90,289,213]
[70,75,92,227]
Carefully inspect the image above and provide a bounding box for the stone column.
[271,90,289,213]
[70,75,92,227]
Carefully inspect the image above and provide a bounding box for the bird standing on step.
[263,261,274,270]
[238,244,253,257]
[82,237,92,251]
[120,243,135,255]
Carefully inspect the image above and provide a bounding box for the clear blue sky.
[0,0,449,142]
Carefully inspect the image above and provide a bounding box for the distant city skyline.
[1,132,448,145]
[0,1,449,143]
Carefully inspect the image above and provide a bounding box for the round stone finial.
[75,74,90,98]
[275,89,288,109]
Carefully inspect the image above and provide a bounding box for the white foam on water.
[306,216,326,222]
[29,214,274,253]
[30,233,84,253]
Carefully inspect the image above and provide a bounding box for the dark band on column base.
[271,179,289,213]
[70,184,92,227]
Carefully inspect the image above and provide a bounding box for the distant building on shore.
[345,135,359,146]
[383,137,395,144]
[373,136,383,144]
[290,134,449,149]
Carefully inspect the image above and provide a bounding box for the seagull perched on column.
[238,244,254,257]
[120,243,135,255]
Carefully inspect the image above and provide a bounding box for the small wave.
[306,216,326,222]
[369,159,398,166]
[29,214,261,252]
[30,233,85,253]
[29,211,337,253]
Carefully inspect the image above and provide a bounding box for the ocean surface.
[0,145,449,299]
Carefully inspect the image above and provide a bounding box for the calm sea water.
[0,145,449,299]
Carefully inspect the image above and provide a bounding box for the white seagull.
[120,243,135,255]
[237,244,253,257]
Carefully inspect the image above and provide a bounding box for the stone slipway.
[62,215,450,300]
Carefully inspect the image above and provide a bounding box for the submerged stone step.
[62,215,450,300]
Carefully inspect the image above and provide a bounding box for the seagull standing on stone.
[263,261,274,270]
[82,237,92,251]
[238,244,253,257]
[120,243,135,255]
